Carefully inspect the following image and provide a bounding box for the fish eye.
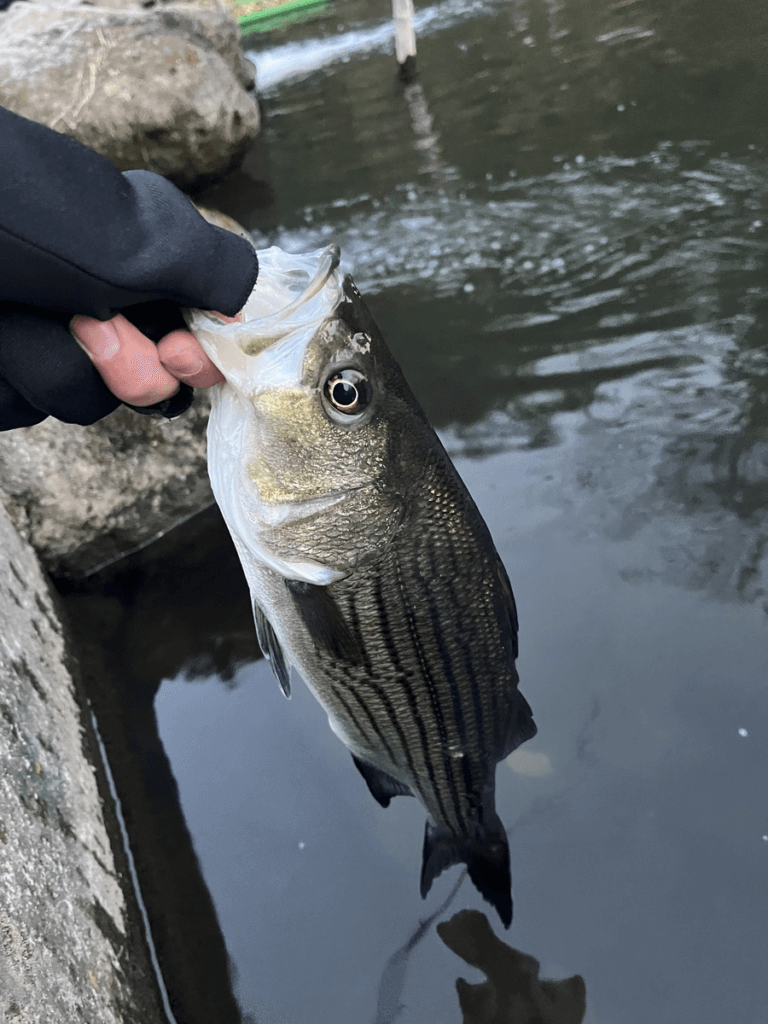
[324,369,371,416]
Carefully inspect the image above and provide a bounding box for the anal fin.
[352,755,413,808]
[253,602,291,698]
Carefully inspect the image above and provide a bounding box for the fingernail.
[165,358,204,378]
[207,310,245,324]
[71,316,121,360]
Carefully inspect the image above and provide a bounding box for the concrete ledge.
[0,501,165,1022]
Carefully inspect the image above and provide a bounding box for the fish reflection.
[375,871,466,1024]
[437,911,587,1024]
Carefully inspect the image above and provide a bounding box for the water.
[62,1,768,1022]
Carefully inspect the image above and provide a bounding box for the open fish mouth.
[244,243,341,332]
[183,244,343,394]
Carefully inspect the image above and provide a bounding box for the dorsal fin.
[252,602,291,698]
[494,553,519,660]
[502,691,537,758]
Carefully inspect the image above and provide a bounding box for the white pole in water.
[393,0,417,80]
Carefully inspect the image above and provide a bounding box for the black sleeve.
[0,106,259,429]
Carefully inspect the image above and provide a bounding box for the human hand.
[70,313,233,407]
[0,142,258,430]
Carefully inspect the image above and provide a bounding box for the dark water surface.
[63,2,768,1022]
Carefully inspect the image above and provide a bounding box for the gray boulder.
[0,396,213,579]
[0,0,260,191]
[0,501,166,1023]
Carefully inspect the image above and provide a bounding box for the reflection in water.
[438,911,586,1024]
[57,507,259,1024]
[374,871,465,1024]
[402,82,449,187]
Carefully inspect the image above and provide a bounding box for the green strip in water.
[235,0,328,35]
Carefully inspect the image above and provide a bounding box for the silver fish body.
[185,247,536,927]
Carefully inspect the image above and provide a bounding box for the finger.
[0,306,119,426]
[157,330,225,388]
[71,314,180,406]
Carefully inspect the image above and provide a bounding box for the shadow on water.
[437,910,586,1024]
[372,887,588,1024]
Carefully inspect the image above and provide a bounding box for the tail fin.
[420,817,512,928]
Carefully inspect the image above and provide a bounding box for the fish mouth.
[183,244,344,390]
[254,244,340,328]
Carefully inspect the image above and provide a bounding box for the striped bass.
[184,245,536,927]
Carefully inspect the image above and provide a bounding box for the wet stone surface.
[0,504,164,1024]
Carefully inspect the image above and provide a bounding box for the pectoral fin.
[352,755,413,808]
[253,602,291,698]
[284,579,362,665]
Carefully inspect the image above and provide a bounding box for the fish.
[184,244,536,928]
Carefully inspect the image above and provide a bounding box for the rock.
[0,0,259,191]
[0,502,165,1023]
[0,396,213,579]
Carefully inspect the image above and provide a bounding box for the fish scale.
[326,463,514,835]
[184,244,537,927]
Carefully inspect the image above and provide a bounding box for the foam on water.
[255,151,768,312]
[244,149,768,608]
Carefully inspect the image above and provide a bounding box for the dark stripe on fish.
[444,532,504,756]
[331,670,402,770]
[287,577,411,777]
[438,536,493,770]
[392,547,465,835]
[419,536,477,835]
[441,567,490,778]
[328,678,377,752]
[323,586,420,786]
[370,572,439,812]
[460,754,480,824]
[440,531,499,754]
[344,590,374,677]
